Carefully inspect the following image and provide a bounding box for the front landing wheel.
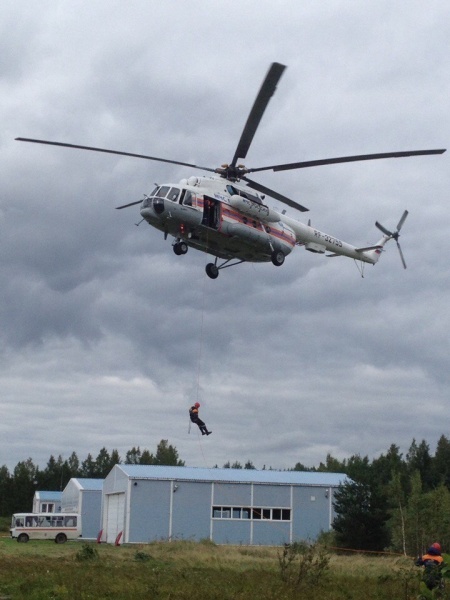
[271,250,285,266]
[206,263,219,279]
[173,241,188,255]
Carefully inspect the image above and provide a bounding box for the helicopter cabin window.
[180,190,193,206]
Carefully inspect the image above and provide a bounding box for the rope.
[328,546,412,558]
[195,260,207,405]
[190,225,211,470]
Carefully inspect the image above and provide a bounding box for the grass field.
[0,536,431,599]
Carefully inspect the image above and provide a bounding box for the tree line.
[326,435,450,556]
[0,439,183,515]
[1,434,450,555]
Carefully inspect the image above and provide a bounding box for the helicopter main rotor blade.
[116,199,144,210]
[242,176,309,212]
[247,149,446,173]
[230,62,286,168]
[15,138,217,173]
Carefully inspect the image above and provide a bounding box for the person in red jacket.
[415,542,445,591]
[189,402,212,435]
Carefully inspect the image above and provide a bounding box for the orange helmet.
[194,402,200,408]
[431,542,442,552]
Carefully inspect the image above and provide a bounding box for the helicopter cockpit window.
[167,187,180,202]
[156,186,170,198]
[142,186,159,209]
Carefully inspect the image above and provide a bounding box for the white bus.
[10,513,81,543]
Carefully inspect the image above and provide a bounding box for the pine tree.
[125,447,142,464]
[332,479,389,551]
[154,440,184,466]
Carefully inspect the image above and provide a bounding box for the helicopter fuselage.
[140,176,296,263]
[139,175,383,269]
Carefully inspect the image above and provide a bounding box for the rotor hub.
[215,164,248,181]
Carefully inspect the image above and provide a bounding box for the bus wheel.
[55,533,67,544]
[17,533,29,543]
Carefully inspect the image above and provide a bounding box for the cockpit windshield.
[157,186,170,198]
[142,186,182,211]
[153,186,180,202]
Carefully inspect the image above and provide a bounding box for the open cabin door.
[202,196,220,230]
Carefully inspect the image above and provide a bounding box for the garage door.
[105,493,125,543]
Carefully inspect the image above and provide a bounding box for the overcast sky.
[1,1,449,473]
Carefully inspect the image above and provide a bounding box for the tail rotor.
[375,210,408,269]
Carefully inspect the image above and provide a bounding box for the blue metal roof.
[35,491,62,500]
[117,465,346,487]
[72,478,103,491]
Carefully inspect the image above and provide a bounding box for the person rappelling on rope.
[189,402,212,435]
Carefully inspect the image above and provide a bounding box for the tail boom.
[282,212,406,266]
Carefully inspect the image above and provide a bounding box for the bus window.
[38,516,51,527]
[64,515,77,527]
[51,516,64,527]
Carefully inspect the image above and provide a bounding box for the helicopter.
[17,62,445,279]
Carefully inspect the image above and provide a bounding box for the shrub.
[134,550,152,562]
[75,543,99,561]
[278,542,330,590]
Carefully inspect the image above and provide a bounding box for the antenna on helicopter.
[375,210,408,269]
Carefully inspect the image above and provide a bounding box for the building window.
[212,506,290,521]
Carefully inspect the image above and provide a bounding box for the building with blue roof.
[101,465,346,545]
[62,478,103,539]
[32,491,62,513]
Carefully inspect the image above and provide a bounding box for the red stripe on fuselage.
[221,205,295,247]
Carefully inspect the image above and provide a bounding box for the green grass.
[0,536,432,599]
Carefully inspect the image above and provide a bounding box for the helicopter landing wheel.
[205,263,219,279]
[173,241,188,255]
[271,250,285,266]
